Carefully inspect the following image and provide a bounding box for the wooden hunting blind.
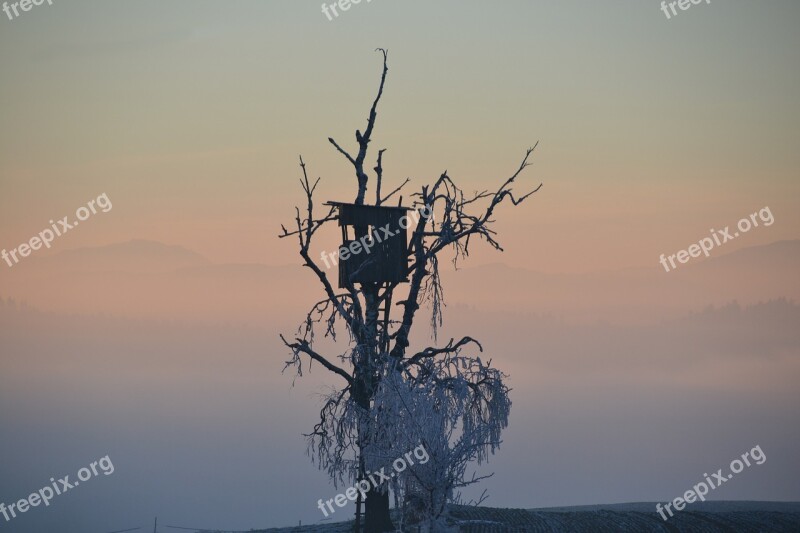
[326,202,411,288]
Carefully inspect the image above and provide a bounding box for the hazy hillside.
[1,295,798,530]
[439,240,800,323]
[23,239,211,273]
[1,239,797,325]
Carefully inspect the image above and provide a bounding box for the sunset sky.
[1,0,798,273]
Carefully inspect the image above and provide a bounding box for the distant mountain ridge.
[26,239,211,274]
[0,238,797,325]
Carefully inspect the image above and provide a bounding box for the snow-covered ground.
[244,501,800,532]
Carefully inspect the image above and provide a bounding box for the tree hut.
[325,201,411,288]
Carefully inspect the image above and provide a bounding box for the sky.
[0,0,798,272]
[0,1,799,532]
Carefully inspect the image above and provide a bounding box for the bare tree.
[280,49,541,531]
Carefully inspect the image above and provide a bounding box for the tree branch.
[403,336,483,369]
[281,334,353,385]
[327,48,390,205]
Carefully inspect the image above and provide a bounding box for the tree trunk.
[364,488,393,532]
[356,282,395,532]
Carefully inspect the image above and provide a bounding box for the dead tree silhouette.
[280,49,541,532]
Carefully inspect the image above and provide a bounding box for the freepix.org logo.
[2,0,54,22]
[1,193,113,269]
[658,206,773,273]
[320,204,432,270]
[660,0,711,20]
[321,0,373,21]
[316,444,429,518]
[656,445,766,521]
[0,456,114,524]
